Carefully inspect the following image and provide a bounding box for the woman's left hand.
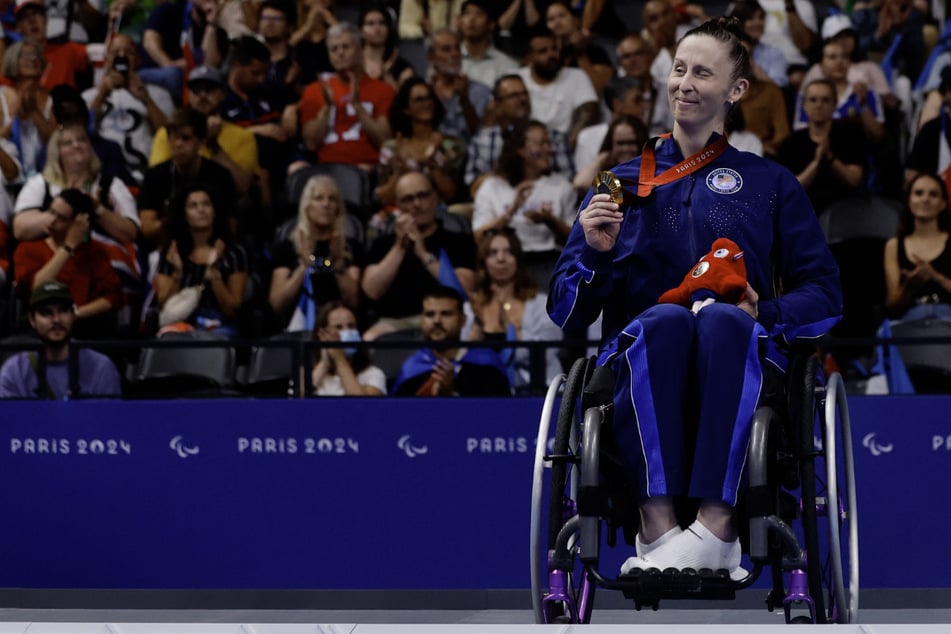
[737,282,759,320]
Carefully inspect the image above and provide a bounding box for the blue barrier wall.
[0,395,948,590]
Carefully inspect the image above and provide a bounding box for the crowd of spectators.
[0,0,950,397]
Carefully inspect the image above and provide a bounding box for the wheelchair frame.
[530,354,859,625]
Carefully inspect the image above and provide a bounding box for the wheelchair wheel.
[530,357,595,624]
[799,357,859,624]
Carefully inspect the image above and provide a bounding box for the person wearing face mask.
[311,302,385,396]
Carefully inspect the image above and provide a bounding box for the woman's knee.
[640,303,695,337]
[694,303,755,340]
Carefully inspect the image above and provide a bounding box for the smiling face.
[304,179,340,229]
[494,76,531,122]
[907,175,948,223]
[668,34,748,134]
[517,124,553,173]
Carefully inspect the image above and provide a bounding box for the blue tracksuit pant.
[599,303,767,505]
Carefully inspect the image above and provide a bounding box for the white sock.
[635,526,682,557]
[621,520,742,577]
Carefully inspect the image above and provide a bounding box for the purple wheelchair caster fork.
[541,568,578,623]
[783,567,817,624]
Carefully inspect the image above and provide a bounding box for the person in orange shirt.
[296,21,394,171]
[13,188,121,338]
[12,0,90,91]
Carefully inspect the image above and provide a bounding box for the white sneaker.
[620,521,747,581]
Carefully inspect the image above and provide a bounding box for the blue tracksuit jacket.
[547,133,843,503]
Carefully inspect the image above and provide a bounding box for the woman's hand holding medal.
[580,171,625,252]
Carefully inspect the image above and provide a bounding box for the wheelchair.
[530,352,859,624]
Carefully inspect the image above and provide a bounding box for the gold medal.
[593,170,624,205]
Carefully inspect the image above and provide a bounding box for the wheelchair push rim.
[530,372,564,624]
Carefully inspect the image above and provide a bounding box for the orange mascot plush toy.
[658,238,747,314]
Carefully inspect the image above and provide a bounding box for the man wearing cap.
[459,0,517,90]
[84,33,175,186]
[150,66,261,201]
[800,12,895,107]
[13,0,90,90]
[138,0,229,101]
[0,281,121,399]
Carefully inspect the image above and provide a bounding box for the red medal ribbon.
[635,133,730,197]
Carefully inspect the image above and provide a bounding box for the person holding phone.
[548,17,840,578]
[12,188,121,338]
[84,33,176,185]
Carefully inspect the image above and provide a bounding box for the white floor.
[1,608,950,630]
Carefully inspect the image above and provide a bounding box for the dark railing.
[2,334,950,400]
[0,337,580,399]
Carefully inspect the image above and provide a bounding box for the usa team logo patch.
[706,168,742,194]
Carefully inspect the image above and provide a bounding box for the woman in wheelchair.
[547,17,842,580]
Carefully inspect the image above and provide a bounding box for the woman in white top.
[472,119,577,287]
[312,302,386,396]
[12,124,141,324]
[0,39,55,181]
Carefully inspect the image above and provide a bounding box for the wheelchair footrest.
[617,567,736,607]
